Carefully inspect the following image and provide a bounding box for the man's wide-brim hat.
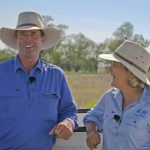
[0,11,60,50]
[99,40,150,85]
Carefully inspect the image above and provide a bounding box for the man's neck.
[19,57,38,72]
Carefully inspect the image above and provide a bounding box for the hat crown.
[16,11,44,29]
[115,41,150,72]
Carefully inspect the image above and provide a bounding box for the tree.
[42,15,54,27]
[0,49,15,61]
[132,34,149,47]
[107,22,150,53]
[40,15,150,73]
[108,40,123,52]
[112,22,133,40]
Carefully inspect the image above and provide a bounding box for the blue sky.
[0,0,150,49]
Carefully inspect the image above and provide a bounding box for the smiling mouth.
[25,45,32,48]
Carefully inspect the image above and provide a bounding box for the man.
[0,11,78,150]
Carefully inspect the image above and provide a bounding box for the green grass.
[66,73,111,109]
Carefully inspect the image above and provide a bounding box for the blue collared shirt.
[0,56,78,150]
[83,87,150,150]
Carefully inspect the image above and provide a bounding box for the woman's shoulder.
[103,88,120,98]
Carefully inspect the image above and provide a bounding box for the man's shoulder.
[40,60,64,74]
[0,58,14,77]
[0,57,14,68]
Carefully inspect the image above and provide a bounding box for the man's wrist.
[65,118,75,130]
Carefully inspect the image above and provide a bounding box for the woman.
[83,40,150,150]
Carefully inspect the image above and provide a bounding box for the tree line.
[0,15,149,73]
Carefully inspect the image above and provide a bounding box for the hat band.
[17,23,40,28]
[115,52,146,73]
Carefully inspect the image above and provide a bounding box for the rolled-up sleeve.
[83,93,108,132]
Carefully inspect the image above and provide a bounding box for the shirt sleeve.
[83,93,107,132]
[58,73,78,129]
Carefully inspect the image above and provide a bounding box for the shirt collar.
[138,86,150,103]
[14,55,42,72]
[34,59,42,71]
[113,86,150,105]
[14,55,23,72]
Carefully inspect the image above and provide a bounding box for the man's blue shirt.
[83,87,150,150]
[0,56,78,150]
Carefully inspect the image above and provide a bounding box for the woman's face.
[109,61,131,89]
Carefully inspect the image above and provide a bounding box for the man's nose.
[25,34,33,41]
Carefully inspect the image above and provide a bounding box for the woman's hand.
[86,130,101,150]
[85,121,101,150]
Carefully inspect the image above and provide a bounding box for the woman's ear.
[42,35,46,41]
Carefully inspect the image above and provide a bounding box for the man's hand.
[49,119,74,140]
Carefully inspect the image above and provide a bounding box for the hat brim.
[1,27,61,50]
[99,53,150,85]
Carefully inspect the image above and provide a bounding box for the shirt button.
[133,121,136,123]
[112,111,115,114]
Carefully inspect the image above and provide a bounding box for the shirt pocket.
[102,112,116,132]
[123,118,150,139]
[0,89,24,120]
[124,118,149,130]
[40,91,60,122]
[103,112,114,121]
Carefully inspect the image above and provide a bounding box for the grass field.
[66,73,111,109]
[67,71,150,109]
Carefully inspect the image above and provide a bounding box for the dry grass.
[66,73,111,109]
[66,70,150,109]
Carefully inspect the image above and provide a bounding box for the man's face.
[16,29,45,60]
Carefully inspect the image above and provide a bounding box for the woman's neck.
[121,87,143,109]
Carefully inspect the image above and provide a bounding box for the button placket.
[28,84,35,105]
